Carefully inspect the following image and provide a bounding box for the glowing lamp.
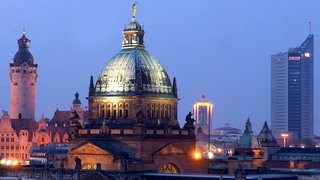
[12,160,19,166]
[281,133,289,147]
[0,159,6,165]
[5,160,12,166]
[193,152,201,160]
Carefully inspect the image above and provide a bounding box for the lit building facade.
[0,111,29,160]
[0,32,80,163]
[193,95,213,135]
[9,33,38,120]
[271,34,314,146]
[65,4,205,173]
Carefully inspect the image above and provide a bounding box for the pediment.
[81,171,112,180]
[153,143,186,155]
[70,142,113,155]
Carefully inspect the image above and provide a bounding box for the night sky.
[0,1,319,135]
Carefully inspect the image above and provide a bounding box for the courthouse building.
[64,4,204,173]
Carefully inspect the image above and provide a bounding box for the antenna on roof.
[308,21,312,34]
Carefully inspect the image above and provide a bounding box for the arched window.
[159,163,180,173]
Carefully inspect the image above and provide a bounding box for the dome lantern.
[122,3,145,49]
[88,4,179,128]
[11,31,36,67]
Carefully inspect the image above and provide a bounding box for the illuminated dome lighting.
[87,4,178,127]
[93,5,173,97]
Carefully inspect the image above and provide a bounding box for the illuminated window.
[82,163,96,170]
[289,56,301,60]
[305,52,311,57]
[160,163,180,173]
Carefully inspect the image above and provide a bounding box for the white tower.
[193,95,214,135]
[9,33,38,120]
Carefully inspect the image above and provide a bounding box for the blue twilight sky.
[0,1,319,135]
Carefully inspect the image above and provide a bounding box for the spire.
[238,118,259,148]
[244,118,253,134]
[22,24,26,35]
[89,75,95,96]
[257,121,279,147]
[172,77,178,98]
[309,21,312,34]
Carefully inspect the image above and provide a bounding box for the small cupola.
[17,33,31,49]
[122,3,145,49]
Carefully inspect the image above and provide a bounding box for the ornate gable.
[153,143,186,155]
[81,170,112,180]
[70,142,114,155]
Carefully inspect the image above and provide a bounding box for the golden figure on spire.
[132,3,137,21]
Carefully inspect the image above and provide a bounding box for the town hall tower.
[9,32,38,120]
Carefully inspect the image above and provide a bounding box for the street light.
[281,133,289,147]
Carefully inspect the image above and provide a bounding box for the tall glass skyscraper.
[271,34,314,146]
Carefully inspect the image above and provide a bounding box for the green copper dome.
[238,119,260,148]
[93,10,174,98]
[94,47,173,97]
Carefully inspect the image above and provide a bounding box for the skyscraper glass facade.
[271,34,314,145]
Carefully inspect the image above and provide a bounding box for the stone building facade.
[0,110,70,161]
[9,33,38,120]
[0,111,30,160]
[0,32,76,162]
[63,4,205,173]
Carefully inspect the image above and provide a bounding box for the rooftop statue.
[132,3,137,20]
[183,112,195,129]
